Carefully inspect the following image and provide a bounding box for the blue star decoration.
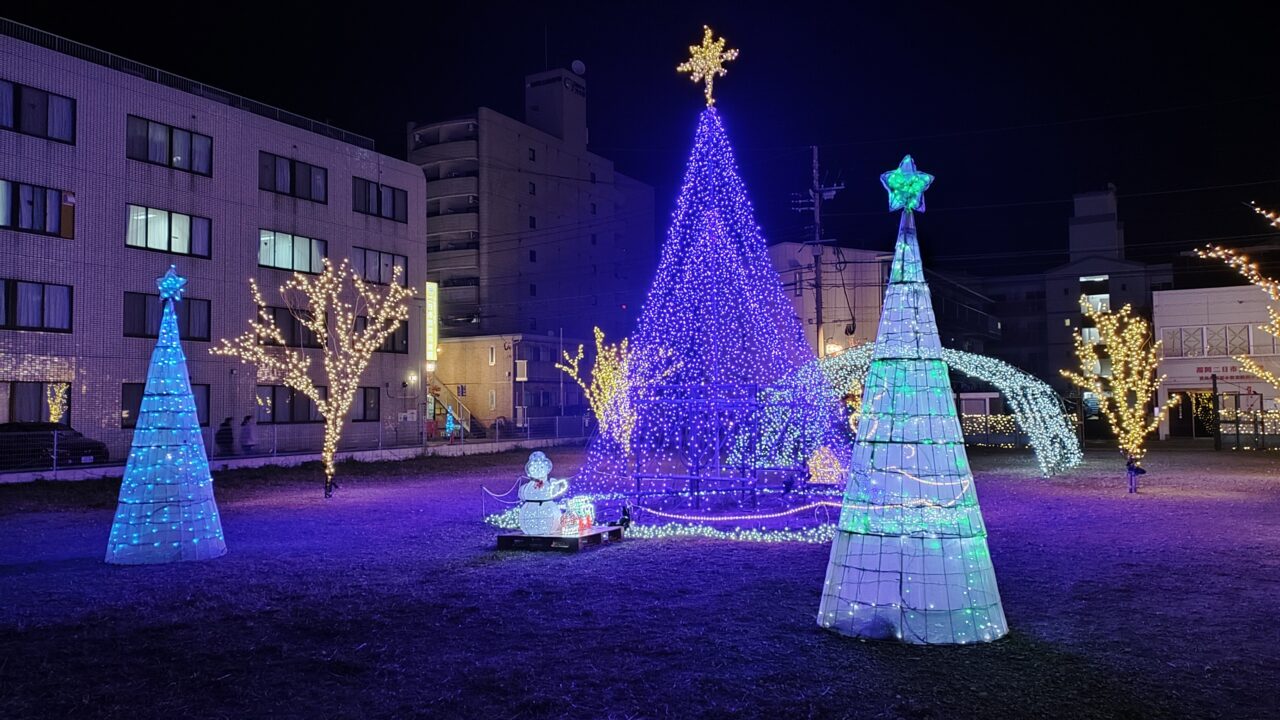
[881,155,934,213]
[157,265,187,302]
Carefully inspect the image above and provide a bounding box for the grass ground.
[1,445,1278,719]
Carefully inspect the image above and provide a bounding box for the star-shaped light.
[677,25,738,107]
[157,264,187,301]
[880,155,934,213]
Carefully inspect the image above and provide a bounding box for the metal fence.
[0,414,592,476]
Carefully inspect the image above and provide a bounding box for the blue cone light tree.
[106,266,226,564]
[817,157,1007,644]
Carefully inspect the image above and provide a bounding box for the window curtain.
[42,285,70,330]
[191,216,211,257]
[147,121,168,164]
[126,205,148,247]
[16,282,42,327]
[0,81,13,128]
[192,134,212,175]
[47,95,73,142]
[10,382,42,422]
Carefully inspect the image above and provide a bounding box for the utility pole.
[792,146,844,355]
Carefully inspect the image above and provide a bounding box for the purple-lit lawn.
[1,447,1278,719]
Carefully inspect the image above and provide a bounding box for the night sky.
[11,1,1280,278]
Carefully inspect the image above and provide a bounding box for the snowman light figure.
[518,451,568,535]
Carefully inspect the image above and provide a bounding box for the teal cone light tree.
[817,157,1007,644]
[106,266,226,564]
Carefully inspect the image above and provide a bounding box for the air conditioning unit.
[515,360,528,382]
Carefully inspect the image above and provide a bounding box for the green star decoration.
[881,155,934,213]
[157,265,187,301]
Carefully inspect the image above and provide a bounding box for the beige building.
[1153,286,1280,439]
[0,20,427,463]
[769,243,889,356]
[408,68,655,342]
[434,333,586,436]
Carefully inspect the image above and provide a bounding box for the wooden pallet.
[497,525,624,552]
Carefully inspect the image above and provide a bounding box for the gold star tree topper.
[677,25,738,107]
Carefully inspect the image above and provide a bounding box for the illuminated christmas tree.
[817,157,1007,644]
[576,27,836,522]
[106,266,226,564]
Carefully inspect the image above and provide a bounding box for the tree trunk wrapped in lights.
[212,258,413,497]
[818,156,1008,645]
[1061,298,1179,460]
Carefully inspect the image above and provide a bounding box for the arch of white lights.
[819,345,1082,476]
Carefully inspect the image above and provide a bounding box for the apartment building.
[0,20,427,463]
[978,187,1172,390]
[407,68,656,343]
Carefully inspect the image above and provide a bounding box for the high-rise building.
[0,20,427,465]
[407,68,656,341]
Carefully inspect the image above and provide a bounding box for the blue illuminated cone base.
[106,266,226,564]
[817,200,1007,644]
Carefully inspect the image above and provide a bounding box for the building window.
[352,177,408,222]
[528,181,536,195]
[122,382,208,428]
[255,385,326,424]
[457,384,467,397]
[0,179,75,238]
[259,230,327,273]
[0,279,72,332]
[4,381,72,423]
[123,292,210,341]
[125,115,211,175]
[354,316,409,353]
[1228,324,1251,355]
[488,388,496,411]
[529,215,537,229]
[590,202,597,215]
[353,387,379,422]
[590,171,597,183]
[258,151,327,202]
[352,246,408,286]
[259,307,320,348]
[530,284,537,297]
[125,205,211,258]
[529,250,537,262]
[0,80,75,143]
[488,345,496,366]
[528,147,536,161]
[1180,327,1205,357]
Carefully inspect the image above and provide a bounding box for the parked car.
[0,422,110,471]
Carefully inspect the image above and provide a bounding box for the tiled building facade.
[0,21,427,462]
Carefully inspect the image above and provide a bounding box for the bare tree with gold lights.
[213,259,413,497]
[1061,297,1180,462]
[556,327,637,454]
